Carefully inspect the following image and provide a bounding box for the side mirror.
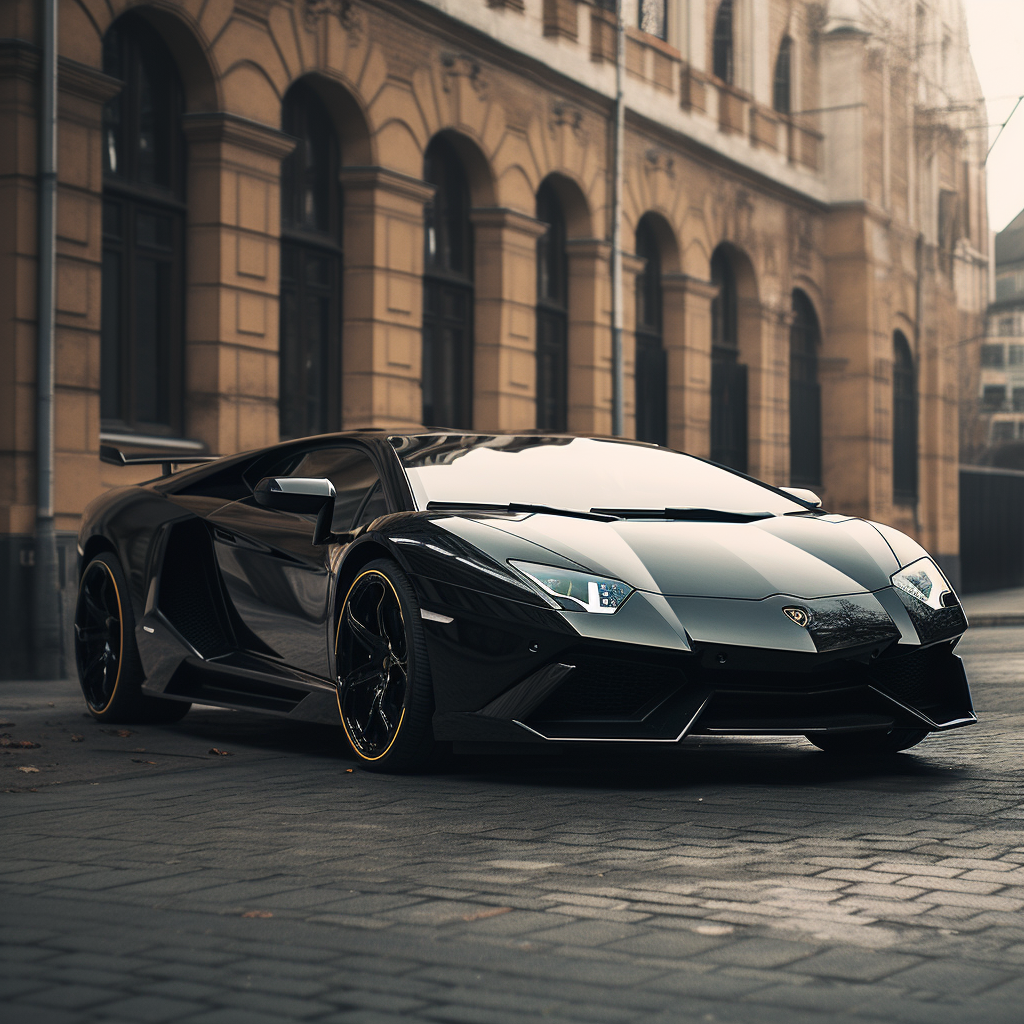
[781,486,822,509]
[253,477,337,545]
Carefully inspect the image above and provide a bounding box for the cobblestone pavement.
[2,628,1023,1024]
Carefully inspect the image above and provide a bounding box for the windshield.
[397,436,806,515]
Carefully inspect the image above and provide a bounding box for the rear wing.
[99,444,219,477]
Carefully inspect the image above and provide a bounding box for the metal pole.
[610,0,625,437]
[34,0,62,680]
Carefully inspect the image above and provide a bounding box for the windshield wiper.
[425,501,618,522]
[590,507,773,523]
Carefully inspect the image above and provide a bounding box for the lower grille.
[868,644,947,706]
[528,653,684,722]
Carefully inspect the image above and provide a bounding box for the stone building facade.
[0,0,989,676]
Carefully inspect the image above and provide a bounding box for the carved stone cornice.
[662,273,717,299]
[182,112,296,159]
[470,207,547,238]
[59,58,121,104]
[340,165,435,204]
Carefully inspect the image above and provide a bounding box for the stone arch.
[536,171,593,239]
[99,3,220,112]
[428,129,497,208]
[632,210,680,273]
[292,72,374,166]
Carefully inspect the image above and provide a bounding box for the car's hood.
[473,512,901,600]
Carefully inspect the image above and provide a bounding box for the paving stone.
[99,996,207,1022]
[694,938,818,969]
[786,947,922,982]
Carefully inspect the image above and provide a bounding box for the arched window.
[639,0,667,41]
[789,290,821,486]
[773,36,793,114]
[713,0,734,85]
[536,181,569,432]
[893,331,918,503]
[710,247,747,471]
[100,14,185,434]
[422,136,474,428]
[635,217,666,446]
[279,81,343,440]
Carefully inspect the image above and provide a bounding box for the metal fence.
[959,465,1024,593]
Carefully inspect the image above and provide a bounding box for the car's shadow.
[166,706,972,793]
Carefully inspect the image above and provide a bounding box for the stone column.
[662,274,715,456]
[182,113,295,455]
[566,238,612,435]
[470,207,546,431]
[340,167,434,429]
[620,251,645,440]
[739,296,789,485]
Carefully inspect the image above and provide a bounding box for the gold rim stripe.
[335,569,407,762]
[81,560,124,715]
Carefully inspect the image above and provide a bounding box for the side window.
[286,448,381,532]
[353,482,388,529]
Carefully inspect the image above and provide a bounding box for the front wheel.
[335,559,437,772]
[805,727,929,755]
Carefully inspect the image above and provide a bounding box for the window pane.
[100,249,121,420]
[133,256,171,426]
[639,0,666,40]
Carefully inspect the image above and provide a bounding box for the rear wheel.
[335,559,436,772]
[75,552,191,724]
[805,727,929,755]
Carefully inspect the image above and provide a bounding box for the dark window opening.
[639,0,667,40]
[773,35,792,114]
[983,385,1008,412]
[100,14,185,435]
[713,0,734,85]
[634,217,667,446]
[536,181,569,432]
[981,343,1005,367]
[789,290,822,486]
[423,136,474,429]
[893,331,918,503]
[710,248,746,472]
[280,81,343,441]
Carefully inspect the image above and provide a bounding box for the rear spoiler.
[100,444,219,478]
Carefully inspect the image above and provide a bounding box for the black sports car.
[75,431,975,771]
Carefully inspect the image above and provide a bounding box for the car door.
[209,445,384,677]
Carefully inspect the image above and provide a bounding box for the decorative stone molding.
[590,5,616,63]
[58,58,122,105]
[679,63,708,113]
[644,148,676,179]
[549,99,587,143]
[304,0,363,40]
[339,166,435,206]
[469,207,548,239]
[182,112,296,159]
[441,53,488,99]
[487,0,525,10]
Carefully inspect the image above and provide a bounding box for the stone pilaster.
[182,113,295,455]
[340,167,434,429]
[620,251,645,440]
[469,207,546,431]
[662,274,715,456]
[741,298,791,487]
[566,238,612,434]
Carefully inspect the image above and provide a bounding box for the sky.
[962,0,1024,233]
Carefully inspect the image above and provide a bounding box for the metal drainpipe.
[610,1,626,437]
[33,0,62,680]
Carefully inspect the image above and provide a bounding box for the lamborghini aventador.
[74,432,975,771]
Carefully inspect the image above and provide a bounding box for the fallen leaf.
[0,739,40,749]
[345,768,354,773]
[131,759,156,765]
[70,735,84,743]
[132,747,146,752]
[115,729,132,738]
[209,748,233,756]
[47,702,54,707]
[16,767,39,774]
[462,907,512,922]
[241,910,273,919]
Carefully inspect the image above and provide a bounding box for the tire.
[75,552,191,724]
[334,558,437,772]
[805,727,929,755]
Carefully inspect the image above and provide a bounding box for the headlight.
[509,561,633,614]
[890,557,952,611]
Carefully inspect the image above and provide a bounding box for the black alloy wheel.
[335,559,436,771]
[75,557,125,714]
[74,552,191,723]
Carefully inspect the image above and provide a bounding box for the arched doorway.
[635,216,667,446]
[279,80,343,440]
[789,290,822,486]
[536,180,569,431]
[710,247,747,471]
[893,331,918,503]
[422,136,474,428]
[100,13,185,435]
